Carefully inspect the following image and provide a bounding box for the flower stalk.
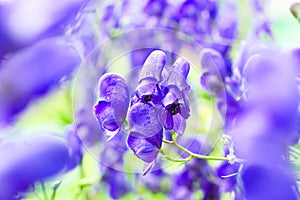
[161,133,243,163]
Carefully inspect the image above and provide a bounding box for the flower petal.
[173,113,186,135]
[128,102,163,137]
[127,131,163,163]
[94,101,121,131]
[138,50,166,82]
[165,57,190,90]
[96,73,130,129]
[164,112,174,130]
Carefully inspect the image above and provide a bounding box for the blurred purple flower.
[200,48,230,97]
[217,161,240,192]
[0,134,70,199]
[100,129,131,199]
[65,124,83,171]
[170,137,220,200]
[243,50,299,140]
[241,165,297,200]
[0,0,89,56]
[0,37,80,126]
[144,0,168,17]
[216,0,237,40]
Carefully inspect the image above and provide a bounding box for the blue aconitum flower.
[0,37,81,126]
[0,134,70,199]
[134,50,167,105]
[217,91,243,129]
[94,73,130,133]
[127,102,163,163]
[0,0,89,56]
[210,0,238,55]
[159,57,191,135]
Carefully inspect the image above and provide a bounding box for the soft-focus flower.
[241,165,297,200]
[65,124,83,171]
[0,37,80,126]
[0,134,70,199]
[100,129,131,199]
[170,137,220,200]
[0,0,89,56]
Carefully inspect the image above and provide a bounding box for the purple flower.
[101,167,131,199]
[65,124,83,171]
[159,58,191,135]
[94,73,130,133]
[241,166,297,200]
[100,129,131,199]
[216,0,238,40]
[0,37,80,126]
[144,0,168,17]
[200,48,230,97]
[0,134,70,199]
[138,50,167,83]
[0,0,89,56]
[217,91,243,129]
[128,102,163,138]
[133,50,167,106]
[217,161,240,192]
[243,50,298,140]
[127,102,163,163]
[169,136,220,199]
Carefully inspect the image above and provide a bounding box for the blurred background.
[0,0,300,199]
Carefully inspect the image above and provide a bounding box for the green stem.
[50,189,57,200]
[79,164,89,200]
[50,181,62,200]
[40,181,49,200]
[162,139,233,162]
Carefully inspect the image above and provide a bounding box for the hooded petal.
[165,57,190,90]
[200,48,229,78]
[138,50,166,82]
[98,73,129,101]
[135,78,157,98]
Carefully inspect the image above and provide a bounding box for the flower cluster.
[95,50,191,165]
